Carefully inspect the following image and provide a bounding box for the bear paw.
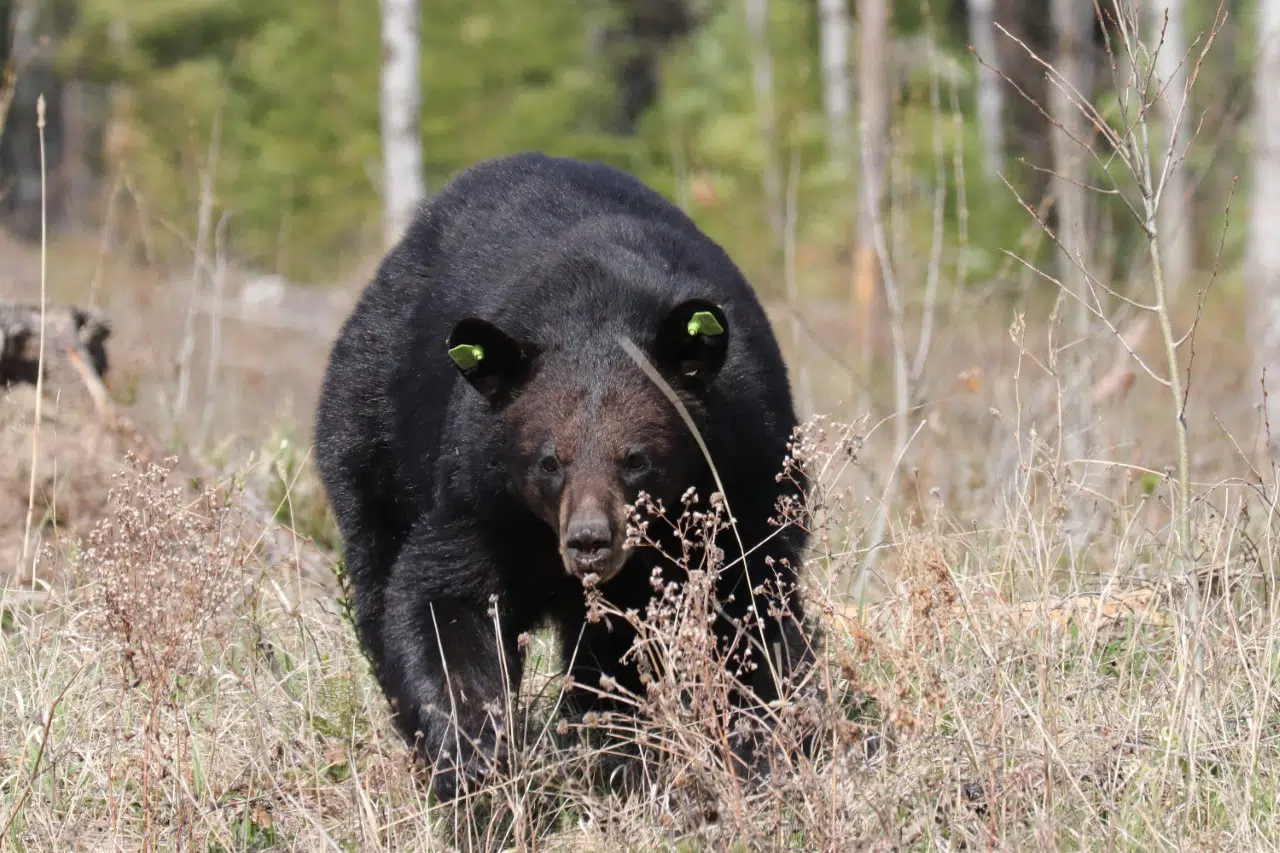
[424,726,508,803]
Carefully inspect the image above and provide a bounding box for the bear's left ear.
[654,298,730,385]
[446,318,537,404]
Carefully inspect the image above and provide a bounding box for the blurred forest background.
[0,0,1260,283]
[0,0,1276,560]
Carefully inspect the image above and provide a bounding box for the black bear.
[313,152,810,801]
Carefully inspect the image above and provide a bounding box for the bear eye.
[623,451,650,473]
[538,454,561,476]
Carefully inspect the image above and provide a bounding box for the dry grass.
[0,394,1275,851]
[1,384,126,579]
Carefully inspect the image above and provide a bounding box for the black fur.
[313,153,810,801]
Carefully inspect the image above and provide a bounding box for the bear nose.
[565,518,613,566]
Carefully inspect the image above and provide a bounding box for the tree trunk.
[1149,0,1192,300]
[744,0,784,247]
[0,299,114,421]
[599,0,693,135]
[967,0,1004,181]
[854,0,888,366]
[379,0,425,249]
[991,0,1075,205]
[818,0,852,170]
[3,1,41,239]
[1251,0,1280,460]
[1049,0,1094,354]
[60,81,94,231]
[1049,0,1096,540]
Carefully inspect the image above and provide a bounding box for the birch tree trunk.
[1049,0,1094,368]
[1250,0,1280,460]
[854,0,888,366]
[818,0,852,169]
[1149,0,1192,299]
[744,0,784,246]
[1049,0,1096,539]
[967,0,1003,181]
[379,0,425,249]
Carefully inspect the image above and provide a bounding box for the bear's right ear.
[446,318,536,403]
[653,298,730,386]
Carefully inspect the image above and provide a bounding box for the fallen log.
[2,300,334,598]
[0,299,115,422]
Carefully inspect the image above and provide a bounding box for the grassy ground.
[1,368,1277,849]
[0,178,1277,849]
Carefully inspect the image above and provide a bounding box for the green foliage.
[55,0,1015,290]
[633,0,831,278]
[632,0,1041,293]
[50,0,1238,300]
[63,0,628,281]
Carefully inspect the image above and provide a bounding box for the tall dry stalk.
[1099,3,1221,646]
[19,94,47,586]
[783,149,814,420]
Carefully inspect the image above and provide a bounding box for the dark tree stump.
[0,299,115,421]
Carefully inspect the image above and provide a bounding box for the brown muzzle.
[559,485,629,584]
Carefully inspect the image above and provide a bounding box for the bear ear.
[654,298,730,385]
[446,318,536,403]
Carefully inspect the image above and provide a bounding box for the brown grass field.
[1,199,1277,852]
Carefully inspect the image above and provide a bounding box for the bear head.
[444,298,729,585]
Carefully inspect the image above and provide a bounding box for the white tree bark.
[967,0,1004,181]
[1049,0,1093,352]
[379,0,425,249]
[818,0,852,169]
[856,0,888,245]
[1049,0,1096,541]
[1149,0,1192,299]
[1251,0,1280,458]
[854,0,888,366]
[744,0,785,245]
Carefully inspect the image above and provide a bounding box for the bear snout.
[560,500,628,582]
[566,517,611,563]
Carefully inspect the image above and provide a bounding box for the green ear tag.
[448,343,485,370]
[686,310,725,337]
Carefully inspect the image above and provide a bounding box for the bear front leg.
[379,517,526,802]
[334,522,404,680]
